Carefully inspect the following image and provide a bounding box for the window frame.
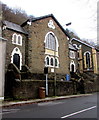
[84,51,92,69]
[44,31,59,51]
[69,50,75,59]
[12,33,22,46]
[11,47,22,70]
[45,56,59,68]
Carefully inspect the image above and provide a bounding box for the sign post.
[46,74,48,96]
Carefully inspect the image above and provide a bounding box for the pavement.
[0,93,92,108]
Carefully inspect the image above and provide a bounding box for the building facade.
[2,20,28,71]
[1,14,99,99]
[2,14,70,81]
[69,43,78,73]
[71,38,99,74]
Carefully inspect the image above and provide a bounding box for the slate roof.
[3,20,28,35]
[71,38,94,48]
[21,14,71,38]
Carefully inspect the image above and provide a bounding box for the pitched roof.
[71,38,94,48]
[3,20,28,35]
[21,14,71,38]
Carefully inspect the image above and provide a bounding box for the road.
[1,93,98,119]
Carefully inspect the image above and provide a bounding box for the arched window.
[55,58,59,67]
[55,58,57,67]
[45,56,59,68]
[45,56,50,66]
[45,32,59,51]
[84,51,91,69]
[17,35,22,45]
[70,60,76,72]
[12,33,22,46]
[12,33,17,44]
[51,57,54,66]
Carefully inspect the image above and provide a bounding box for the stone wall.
[26,17,70,75]
[72,40,94,72]
[2,29,27,71]
[84,74,99,93]
[12,80,74,100]
[10,75,99,100]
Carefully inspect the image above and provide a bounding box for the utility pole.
[54,37,56,96]
[46,74,48,96]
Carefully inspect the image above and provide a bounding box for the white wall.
[0,37,7,100]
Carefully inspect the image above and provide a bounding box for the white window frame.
[12,33,17,44]
[84,51,91,69]
[55,57,59,68]
[44,31,59,51]
[50,56,54,67]
[11,47,22,70]
[12,33,22,46]
[69,50,75,59]
[45,56,59,68]
[45,56,50,67]
[70,60,76,72]
[17,35,22,45]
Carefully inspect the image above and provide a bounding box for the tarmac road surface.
[1,93,98,119]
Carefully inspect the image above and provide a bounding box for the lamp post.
[66,22,72,26]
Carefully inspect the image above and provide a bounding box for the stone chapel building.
[2,14,70,81]
[1,14,99,99]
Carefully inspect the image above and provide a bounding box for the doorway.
[71,64,74,72]
[13,53,20,69]
[11,47,22,70]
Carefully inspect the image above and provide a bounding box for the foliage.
[66,28,97,47]
[0,2,35,25]
[66,28,80,40]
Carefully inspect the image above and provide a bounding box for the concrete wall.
[0,38,7,99]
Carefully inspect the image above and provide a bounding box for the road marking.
[0,109,20,115]
[61,106,97,119]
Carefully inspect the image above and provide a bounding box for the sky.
[0,0,98,44]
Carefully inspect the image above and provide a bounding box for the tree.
[1,2,35,25]
[66,28,80,40]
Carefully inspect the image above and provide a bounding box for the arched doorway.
[13,53,20,69]
[71,64,74,72]
[11,47,22,70]
[70,60,76,72]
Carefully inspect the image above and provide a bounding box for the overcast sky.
[1,0,98,44]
